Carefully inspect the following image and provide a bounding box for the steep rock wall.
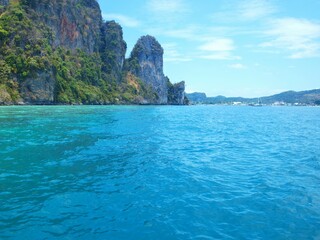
[128,35,168,104]
[0,1,187,105]
[23,0,102,53]
[20,70,55,104]
[101,21,127,82]
[168,81,187,105]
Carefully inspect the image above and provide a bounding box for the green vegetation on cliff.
[0,0,186,105]
[0,2,47,102]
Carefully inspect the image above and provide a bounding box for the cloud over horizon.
[261,18,320,58]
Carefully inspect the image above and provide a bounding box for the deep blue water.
[0,105,320,239]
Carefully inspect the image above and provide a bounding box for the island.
[0,0,188,105]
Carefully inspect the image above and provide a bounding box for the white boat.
[249,98,263,107]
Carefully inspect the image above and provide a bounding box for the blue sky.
[98,0,320,97]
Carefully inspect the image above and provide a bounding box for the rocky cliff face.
[168,81,187,105]
[0,0,186,105]
[24,0,102,53]
[20,70,55,104]
[101,21,127,82]
[128,36,168,104]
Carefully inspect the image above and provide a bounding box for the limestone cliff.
[0,0,187,105]
[23,0,102,53]
[20,70,55,104]
[127,36,168,104]
[168,80,188,105]
[101,21,127,82]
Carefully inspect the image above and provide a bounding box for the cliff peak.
[168,81,187,105]
[131,35,164,58]
[128,35,167,104]
[0,1,186,105]
[101,20,127,82]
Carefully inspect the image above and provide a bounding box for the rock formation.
[168,81,187,105]
[0,0,187,105]
[20,70,55,104]
[24,0,102,53]
[186,92,207,103]
[128,36,168,104]
[101,21,127,82]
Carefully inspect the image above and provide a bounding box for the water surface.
[1,106,320,239]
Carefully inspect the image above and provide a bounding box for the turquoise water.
[0,105,320,239]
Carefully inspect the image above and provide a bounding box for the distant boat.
[249,98,263,107]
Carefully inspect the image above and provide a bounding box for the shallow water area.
[1,105,320,239]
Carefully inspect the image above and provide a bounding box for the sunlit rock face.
[25,0,102,53]
[129,35,168,104]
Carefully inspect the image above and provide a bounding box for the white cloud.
[229,63,247,69]
[144,25,241,60]
[164,57,193,63]
[143,24,242,61]
[163,43,193,62]
[200,52,241,60]
[261,18,320,58]
[146,25,224,42]
[198,38,235,51]
[102,13,140,28]
[145,0,190,24]
[213,0,276,22]
[238,0,276,20]
[147,0,188,14]
[162,26,199,40]
[198,38,240,60]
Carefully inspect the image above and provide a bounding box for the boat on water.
[249,98,263,107]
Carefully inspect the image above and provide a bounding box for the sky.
[98,0,320,97]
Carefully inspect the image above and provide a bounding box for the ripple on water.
[0,106,320,239]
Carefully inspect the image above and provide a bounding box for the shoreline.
[0,103,318,107]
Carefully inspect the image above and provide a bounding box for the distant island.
[187,89,320,106]
[0,0,187,105]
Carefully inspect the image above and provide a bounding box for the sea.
[0,105,320,240]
